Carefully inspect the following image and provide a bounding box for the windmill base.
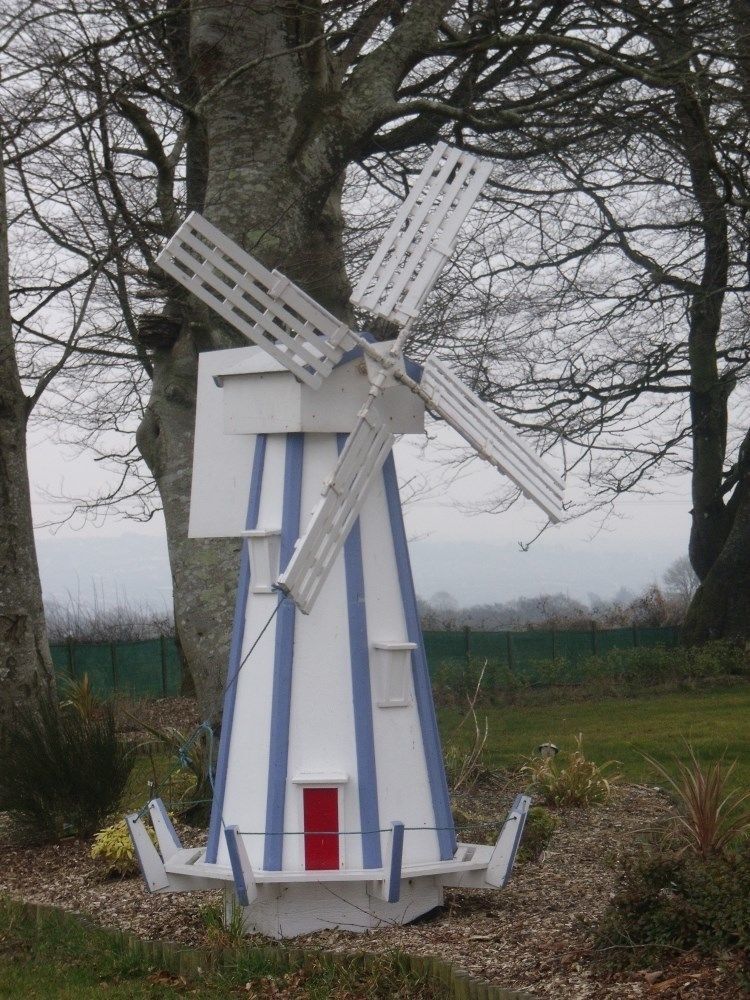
[127,794,532,940]
[225,878,443,938]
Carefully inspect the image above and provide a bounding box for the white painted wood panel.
[358,467,441,867]
[189,348,258,538]
[283,434,360,872]
[221,355,425,436]
[217,434,287,870]
[351,143,492,327]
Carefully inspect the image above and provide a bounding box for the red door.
[303,787,339,870]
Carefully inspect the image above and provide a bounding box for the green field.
[438,685,750,786]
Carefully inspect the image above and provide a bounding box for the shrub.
[523,735,619,808]
[594,846,750,983]
[517,806,558,863]
[643,745,750,858]
[444,723,490,794]
[575,640,749,693]
[198,899,246,946]
[91,818,142,876]
[432,639,749,705]
[0,691,132,840]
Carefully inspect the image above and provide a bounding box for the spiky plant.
[60,673,102,721]
[643,745,750,858]
[523,734,620,808]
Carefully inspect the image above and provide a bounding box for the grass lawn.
[122,753,195,814]
[438,684,750,786]
[0,900,441,999]
[0,902,190,998]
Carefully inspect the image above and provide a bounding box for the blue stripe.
[224,826,250,906]
[387,821,405,903]
[382,453,455,860]
[206,435,267,864]
[337,433,382,870]
[263,433,303,871]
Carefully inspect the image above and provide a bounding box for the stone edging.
[14,899,537,999]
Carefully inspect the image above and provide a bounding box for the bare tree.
[0,110,54,723]
[663,556,699,608]
[0,5,108,723]
[443,0,750,641]
[9,0,626,719]
[8,0,749,721]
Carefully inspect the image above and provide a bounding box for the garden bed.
[0,784,743,998]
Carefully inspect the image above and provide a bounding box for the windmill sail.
[420,359,565,523]
[351,143,492,328]
[157,212,355,388]
[277,402,394,614]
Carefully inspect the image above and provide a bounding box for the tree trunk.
[0,129,54,727]
[136,1,352,721]
[683,456,750,642]
[136,344,240,723]
[664,29,746,641]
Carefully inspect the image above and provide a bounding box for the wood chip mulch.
[0,783,745,998]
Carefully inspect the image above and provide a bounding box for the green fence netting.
[52,637,182,699]
[51,625,680,700]
[423,625,681,690]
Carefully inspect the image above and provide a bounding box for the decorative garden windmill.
[127,143,565,938]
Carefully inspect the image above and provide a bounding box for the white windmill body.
[127,145,565,938]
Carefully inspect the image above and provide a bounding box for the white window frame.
[243,528,281,594]
[371,641,417,708]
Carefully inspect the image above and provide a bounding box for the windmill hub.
[126,143,565,938]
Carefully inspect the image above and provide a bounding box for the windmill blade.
[277,402,395,614]
[420,359,565,523]
[352,143,492,328]
[157,212,356,388]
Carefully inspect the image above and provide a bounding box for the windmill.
[127,143,564,938]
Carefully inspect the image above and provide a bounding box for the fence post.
[110,642,119,693]
[632,626,639,648]
[551,628,557,661]
[591,622,598,655]
[160,636,168,696]
[463,625,471,662]
[506,632,514,671]
[67,636,76,679]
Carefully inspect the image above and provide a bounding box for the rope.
[224,594,285,696]
[236,822,502,836]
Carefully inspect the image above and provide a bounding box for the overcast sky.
[28,416,691,612]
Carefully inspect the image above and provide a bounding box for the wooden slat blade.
[352,145,492,327]
[420,359,565,522]
[156,213,356,388]
[277,404,394,613]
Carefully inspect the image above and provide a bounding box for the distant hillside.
[34,528,682,612]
